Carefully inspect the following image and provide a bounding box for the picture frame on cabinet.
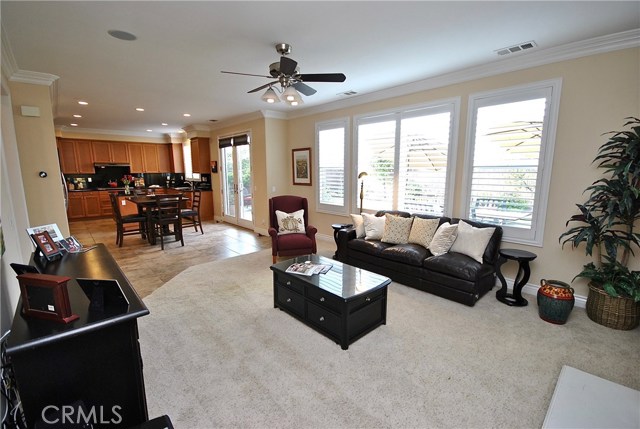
[17,272,78,323]
[31,231,63,261]
[292,148,312,186]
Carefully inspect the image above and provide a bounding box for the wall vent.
[496,40,537,56]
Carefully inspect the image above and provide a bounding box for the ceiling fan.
[221,43,346,105]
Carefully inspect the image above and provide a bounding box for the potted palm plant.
[560,117,640,330]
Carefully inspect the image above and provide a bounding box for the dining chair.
[109,192,147,247]
[181,190,203,234]
[150,194,184,250]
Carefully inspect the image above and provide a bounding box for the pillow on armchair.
[275,209,305,235]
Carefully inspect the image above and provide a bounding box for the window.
[356,101,458,215]
[463,79,561,246]
[182,140,195,180]
[316,119,349,214]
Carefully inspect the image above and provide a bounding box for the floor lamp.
[358,171,368,214]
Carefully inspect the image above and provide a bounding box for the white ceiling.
[2,1,639,137]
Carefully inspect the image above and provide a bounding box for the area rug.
[138,249,640,428]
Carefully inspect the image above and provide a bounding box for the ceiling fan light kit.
[222,43,346,106]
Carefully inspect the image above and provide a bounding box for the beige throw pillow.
[428,222,458,256]
[381,214,413,244]
[408,217,440,249]
[362,213,386,241]
[275,209,305,235]
[350,214,365,238]
[449,220,496,263]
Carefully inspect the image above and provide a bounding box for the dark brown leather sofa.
[335,211,503,306]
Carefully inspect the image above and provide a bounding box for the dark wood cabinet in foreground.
[6,244,149,428]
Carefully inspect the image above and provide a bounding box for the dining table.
[126,193,185,245]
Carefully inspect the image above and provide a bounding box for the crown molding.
[1,24,18,81]
[55,125,168,141]
[209,110,270,130]
[288,29,640,120]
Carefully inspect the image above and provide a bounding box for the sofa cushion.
[423,252,492,282]
[382,214,413,244]
[408,217,440,248]
[363,213,386,240]
[347,238,392,256]
[449,220,496,263]
[350,214,365,238]
[380,243,430,267]
[428,222,458,256]
[275,209,305,235]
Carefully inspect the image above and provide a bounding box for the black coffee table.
[271,255,390,350]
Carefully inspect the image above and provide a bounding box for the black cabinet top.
[6,244,149,355]
[271,255,391,300]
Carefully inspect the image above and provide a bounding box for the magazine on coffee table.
[285,262,333,276]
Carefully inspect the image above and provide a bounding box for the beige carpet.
[138,249,640,428]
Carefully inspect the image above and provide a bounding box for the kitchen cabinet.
[99,191,113,216]
[92,141,130,164]
[67,191,101,220]
[190,137,210,173]
[128,144,145,173]
[142,144,160,173]
[171,143,184,173]
[157,144,172,173]
[57,139,94,174]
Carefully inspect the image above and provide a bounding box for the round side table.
[495,248,537,307]
[331,223,352,260]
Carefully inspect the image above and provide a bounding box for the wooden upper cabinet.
[171,143,184,173]
[190,137,211,173]
[92,141,130,164]
[128,143,144,173]
[58,139,94,174]
[142,144,160,173]
[157,144,172,173]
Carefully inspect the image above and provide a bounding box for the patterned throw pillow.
[408,217,440,249]
[381,214,413,244]
[362,213,386,240]
[350,214,365,238]
[449,220,496,263]
[275,209,305,235]
[428,222,458,256]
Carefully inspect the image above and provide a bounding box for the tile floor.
[70,218,272,298]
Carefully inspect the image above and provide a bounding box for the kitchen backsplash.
[66,167,190,189]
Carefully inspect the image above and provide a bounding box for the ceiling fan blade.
[248,81,278,93]
[293,82,317,96]
[221,70,272,79]
[299,73,346,83]
[279,56,298,76]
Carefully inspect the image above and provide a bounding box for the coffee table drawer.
[348,287,385,313]
[275,284,304,317]
[306,287,342,313]
[307,301,340,338]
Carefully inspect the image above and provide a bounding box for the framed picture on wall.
[292,148,312,186]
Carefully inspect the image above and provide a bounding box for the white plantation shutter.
[316,119,349,214]
[356,103,456,214]
[465,80,561,245]
[398,111,451,215]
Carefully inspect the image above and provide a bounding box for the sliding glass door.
[220,135,253,229]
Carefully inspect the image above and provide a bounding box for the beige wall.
[286,47,640,298]
[9,81,70,236]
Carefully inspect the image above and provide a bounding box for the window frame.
[353,98,460,216]
[315,117,350,215]
[461,78,562,246]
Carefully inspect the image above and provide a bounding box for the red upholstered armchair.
[268,195,318,263]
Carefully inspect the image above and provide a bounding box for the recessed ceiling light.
[183,113,191,117]
[135,107,145,112]
[73,114,82,118]
[78,101,88,105]
[108,30,137,41]
[146,129,153,132]
[70,123,78,127]
[161,123,168,126]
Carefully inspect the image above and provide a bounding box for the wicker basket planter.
[586,283,640,330]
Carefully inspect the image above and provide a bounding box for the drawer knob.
[286,298,291,303]
[286,281,291,286]
[320,297,325,302]
[319,316,325,322]
[365,297,371,302]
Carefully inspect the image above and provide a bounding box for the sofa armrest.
[335,227,356,262]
